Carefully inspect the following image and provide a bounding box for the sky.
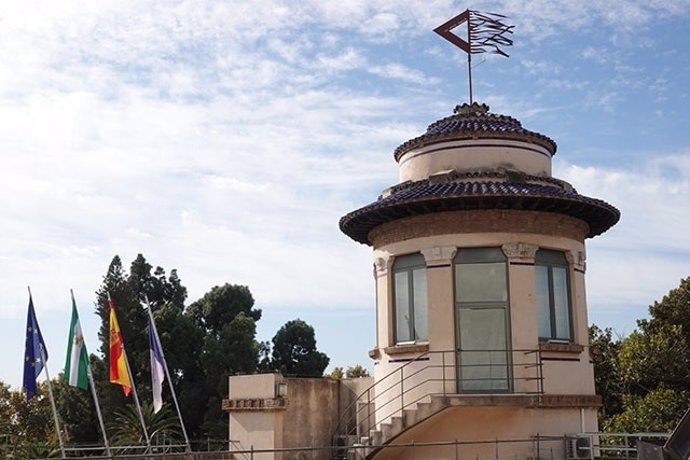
[1,0,690,389]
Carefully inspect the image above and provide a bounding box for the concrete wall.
[282,378,339,459]
[226,375,374,459]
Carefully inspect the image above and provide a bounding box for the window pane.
[535,266,551,338]
[455,262,507,303]
[412,268,427,340]
[458,308,509,391]
[553,267,571,339]
[394,271,411,342]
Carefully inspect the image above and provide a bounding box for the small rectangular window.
[393,254,427,343]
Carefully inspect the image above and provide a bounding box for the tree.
[187,284,263,440]
[328,367,344,380]
[604,388,690,433]
[108,402,180,449]
[346,365,370,379]
[269,319,330,377]
[592,277,690,433]
[590,325,623,418]
[93,256,254,443]
[53,376,100,445]
[0,380,58,458]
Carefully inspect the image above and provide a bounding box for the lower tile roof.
[339,177,620,245]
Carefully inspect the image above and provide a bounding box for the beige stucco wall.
[227,375,374,459]
[228,374,284,457]
[368,209,596,430]
[282,378,339,458]
[373,406,598,460]
[398,139,552,182]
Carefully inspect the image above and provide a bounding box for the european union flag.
[23,294,48,400]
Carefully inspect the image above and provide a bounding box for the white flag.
[148,314,165,413]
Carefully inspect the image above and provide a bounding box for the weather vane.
[434,9,514,104]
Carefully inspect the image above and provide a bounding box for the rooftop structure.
[338,101,619,459]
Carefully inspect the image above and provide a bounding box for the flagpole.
[107,292,151,452]
[122,348,152,451]
[42,349,67,459]
[71,290,112,459]
[144,296,191,452]
[28,287,66,459]
[86,364,113,458]
[467,16,473,104]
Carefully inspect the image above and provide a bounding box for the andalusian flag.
[64,293,89,390]
[108,298,132,396]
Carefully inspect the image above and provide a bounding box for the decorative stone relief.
[501,242,539,263]
[566,250,586,272]
[373,254,390,276]
[221,397,287,412]
[420,246,457,264]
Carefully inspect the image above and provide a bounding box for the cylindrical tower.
[339,102,619,459]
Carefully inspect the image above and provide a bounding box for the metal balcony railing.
[333,348,544,445]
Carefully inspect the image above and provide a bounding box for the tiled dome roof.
[393,102,557,161]
[339,170,619,245]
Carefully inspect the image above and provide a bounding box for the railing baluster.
[443,351,447,396]
[400,367,405,416]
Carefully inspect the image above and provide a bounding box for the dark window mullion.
[407,268,415,340]
[547,265,557,339]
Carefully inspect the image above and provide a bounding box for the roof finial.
[434,10,514,104]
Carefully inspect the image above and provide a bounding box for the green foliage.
[346,365,370,378]
[269,319,330,377]
[604,389,690,433]
[593,276,690,433]
[93,256,263,444]
[590,325,623,418]
[618,326,690,394]
[187,284,263,439]
[0,380,59,458]
[53,375,100,444]
[328,367,344,380]
[108,401,181,448]
[640,277,690,341]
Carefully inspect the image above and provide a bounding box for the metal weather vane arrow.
[434,9,514,104]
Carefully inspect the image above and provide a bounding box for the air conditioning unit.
[567,435,592,460]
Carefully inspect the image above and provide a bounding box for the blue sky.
[1,0,690,389]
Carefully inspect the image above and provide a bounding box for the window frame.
[392,253,428,344]
[535,249,573,342]
[453,248,513,393]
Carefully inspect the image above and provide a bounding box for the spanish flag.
[109,298,132,396]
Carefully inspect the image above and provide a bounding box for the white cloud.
[0,0,689,387]
[555,154,690,313]
[369,63,439,84]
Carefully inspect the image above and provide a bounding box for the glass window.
[454,248,511,392]
[535,250,572,341]
[393,253,427,343]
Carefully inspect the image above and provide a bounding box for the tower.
[338,102,619,459]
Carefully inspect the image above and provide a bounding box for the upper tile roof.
[393,102,557,162]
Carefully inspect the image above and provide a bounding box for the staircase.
[332,349,545,460]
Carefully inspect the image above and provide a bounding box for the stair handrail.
[332,348,431,441]
[332,347,544,447]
